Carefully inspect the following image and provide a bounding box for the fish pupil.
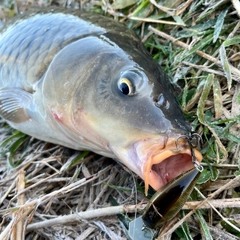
[119,82,130,95]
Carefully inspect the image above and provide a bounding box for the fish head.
[77,38,202,194]
[43,35,202,194]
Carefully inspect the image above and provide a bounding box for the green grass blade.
[69,151,89,168]
[219,45,232,91]
[213,77,223,119]
[197,168,211,184]
[177,34,213,64]
[127,0,152,28]
[197,74,213,122]
[197,74,227,161]
[213,8,228,43]
[111,0,139,10]
[181,220,194,240]
[195,210,213,240]
[223,36,240,47]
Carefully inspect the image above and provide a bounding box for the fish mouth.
[134,137,203,195]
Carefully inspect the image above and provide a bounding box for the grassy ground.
[0,0,240,239]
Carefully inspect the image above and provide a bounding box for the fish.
[0,9,202,194]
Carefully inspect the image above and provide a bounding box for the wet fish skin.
[0,9,201,192]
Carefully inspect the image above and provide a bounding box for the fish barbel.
[0,9,202,194]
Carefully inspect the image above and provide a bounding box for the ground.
[0,0,240,239]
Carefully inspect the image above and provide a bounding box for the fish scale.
[0,12,105,90]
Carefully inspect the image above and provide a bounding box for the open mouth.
[110,135,202,196]
[136,138,203,195]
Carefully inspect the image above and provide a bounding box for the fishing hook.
[190,145,204,172]
[175,132,203,172]
[188,133,202,148]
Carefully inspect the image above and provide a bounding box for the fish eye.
[117,70,146,96]
[118,78,134,95]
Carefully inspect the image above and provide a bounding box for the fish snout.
[137,134,202,195]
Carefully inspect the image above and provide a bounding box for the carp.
[0,9,202,194]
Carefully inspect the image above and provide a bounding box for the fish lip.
[134,137,203,195]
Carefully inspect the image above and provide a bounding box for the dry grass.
[0,0,240,239]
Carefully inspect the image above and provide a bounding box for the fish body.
[0,10,202,193]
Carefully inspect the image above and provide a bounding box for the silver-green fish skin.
[0,10,202,192]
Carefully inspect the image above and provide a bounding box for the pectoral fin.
[0,88,32,123]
